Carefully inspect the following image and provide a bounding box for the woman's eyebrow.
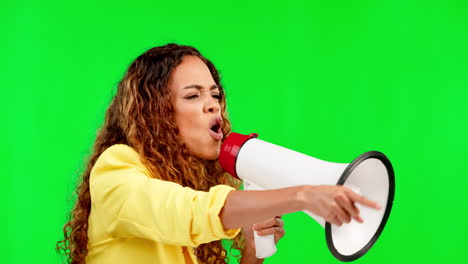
[183,84,219,90]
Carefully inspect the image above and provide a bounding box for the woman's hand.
[299,185,382,226]
[240,217,284,264]
[243,216,285,249]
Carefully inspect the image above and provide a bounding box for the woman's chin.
[203,150,220,161]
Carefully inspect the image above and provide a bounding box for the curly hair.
[56,43,246,264]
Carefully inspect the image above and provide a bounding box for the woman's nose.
[204,98,220,113]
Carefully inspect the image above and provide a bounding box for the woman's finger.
[345,189,382,209]
[254,217,283,230]
[255,226,286,244]
[330,214,342,226]
[332,202,351,224]
[276,217,284,227]
[274,227,286,244]
[336,193,362,223]
[256,226,285,237]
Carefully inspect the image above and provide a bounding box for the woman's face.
[168,55,224,160]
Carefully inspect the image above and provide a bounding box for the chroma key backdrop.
[1,0,467,263]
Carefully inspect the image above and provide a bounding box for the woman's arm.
[220,184,381,229]
[219,186,303,230]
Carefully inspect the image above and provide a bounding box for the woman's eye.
[213,94,221,100]
[186,94,199,99]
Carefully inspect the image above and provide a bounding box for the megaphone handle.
[253,231,277,259]
[243,179,277,259]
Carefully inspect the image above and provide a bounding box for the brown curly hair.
[56,43,246,264]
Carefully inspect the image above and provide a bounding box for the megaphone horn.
[219,132,395,262]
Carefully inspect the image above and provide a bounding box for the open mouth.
[211,123,220,133]
[209,117,224,140]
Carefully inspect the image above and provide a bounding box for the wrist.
[295,185,311,211]
[241,244,264,262]
[241,248,264,264]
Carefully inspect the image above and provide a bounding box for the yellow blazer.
[86,144,241,263]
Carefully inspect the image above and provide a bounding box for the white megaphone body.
[219,133,395,262]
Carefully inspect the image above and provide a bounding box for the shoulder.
[100,144,140,160]
[91,144,151,177]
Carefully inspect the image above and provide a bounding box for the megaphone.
[219,133,395,262]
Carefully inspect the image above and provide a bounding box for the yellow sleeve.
[89,144,241,247]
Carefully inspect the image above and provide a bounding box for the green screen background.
[1,0,467,263]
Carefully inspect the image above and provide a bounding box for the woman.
[57,43,380,264]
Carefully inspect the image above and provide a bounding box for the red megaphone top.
[219,132,259,179]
